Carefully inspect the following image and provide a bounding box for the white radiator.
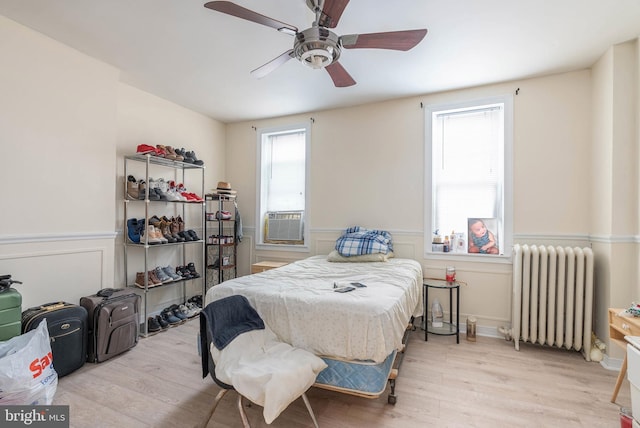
[512,244,594,360]
[266,211,304,242]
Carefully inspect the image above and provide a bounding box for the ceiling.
[1,0,640,123]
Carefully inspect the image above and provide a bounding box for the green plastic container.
[0,289,22,341]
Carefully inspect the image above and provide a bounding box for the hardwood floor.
[54,318,631,427]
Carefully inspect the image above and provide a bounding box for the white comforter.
[205,255,423,363]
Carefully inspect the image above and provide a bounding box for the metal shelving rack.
[204,194,238,293]
[123,153,205,336]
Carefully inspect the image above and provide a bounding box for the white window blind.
[425,96,512,258]
[264,131,306,212]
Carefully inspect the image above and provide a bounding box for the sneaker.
[188,294,203,308]
[185,302,201,318]
[161,309,182,326]
[170,304,188,321]
[173,308,188,321]
[137,144,157,155]
[186,230,201,241]
[155,315,169,330]
[154,266,173,283]
[216,210,232,220]
[147,317,161,334]
[178,304,191,318]
[126,175,139,200]
[162,266,182,281]
[142,225,163,245]
[174,266,190,280]
[127,218,141,243]
[187,262,200,278]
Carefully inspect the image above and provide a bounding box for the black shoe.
[187,230,200,241]
[187,262,200,278]
[155,315,169,330]
[147,316,161,333]
[177,266,192,280]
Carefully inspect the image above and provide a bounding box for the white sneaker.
[142,225,162,244]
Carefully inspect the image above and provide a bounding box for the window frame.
[255,122,311,252]
[423,95,514,262]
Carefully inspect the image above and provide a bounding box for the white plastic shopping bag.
[0,318,58,405]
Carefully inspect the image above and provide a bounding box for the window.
[256,123,310,249]
[424,95,513,258]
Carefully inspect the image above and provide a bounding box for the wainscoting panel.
[0,235,115,308]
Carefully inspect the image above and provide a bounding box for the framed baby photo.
[467,218,499,255]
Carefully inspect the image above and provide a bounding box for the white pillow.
[327,249,394,262]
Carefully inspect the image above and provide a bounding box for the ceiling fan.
[204,0,428,87]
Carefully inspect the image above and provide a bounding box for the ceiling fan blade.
[318,0,350,29]
[325,62,356,87]
[250,50,295,79]
[204,1,298,35]
[341,29,428,51]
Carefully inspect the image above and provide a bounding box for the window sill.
[256,243,310,253]
[424,251,512,264]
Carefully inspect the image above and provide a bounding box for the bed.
[204,254,423,403]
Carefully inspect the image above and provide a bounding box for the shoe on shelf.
[216,210,232,220]
[136,144,156,155]
[135,272,147,288]
[161,309,182,326]
[137,180,147,200]
[176,266,192,280]
[178,148,194,164]
[142,225,162,245]
[148,270,163,286]
[159,220,177,243]
[186,230,201,241]
[188,294,203,308]
[184,302,201,318]
[127,218,142,243]
[187,262,200,278]
[162,265,182,281]
[155,314,169,330]
[185,150,204,166]
[147,317,162,334]
[170,304,188,321]
[126,175,139,199]
[166,146,183,161]
[154,266,173,283]
[157,145,176,160]
[178,231,193,242]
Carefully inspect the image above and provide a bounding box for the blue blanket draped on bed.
[335,226,393,256]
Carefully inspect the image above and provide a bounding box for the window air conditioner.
[266,211,304,242]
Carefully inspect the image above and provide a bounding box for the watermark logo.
[1,406,69,427]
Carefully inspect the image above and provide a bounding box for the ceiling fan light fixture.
[300,48,333,69]
[294,27,341,69]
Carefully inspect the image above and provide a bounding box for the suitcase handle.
[42,302,66,311]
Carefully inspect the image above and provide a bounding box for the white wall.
[225,70,593,333]
[0,16,226,317]
[0,15,118,307]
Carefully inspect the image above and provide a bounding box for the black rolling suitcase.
[80,288,141,363]
[21,302,88,377]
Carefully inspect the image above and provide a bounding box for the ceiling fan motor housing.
[294,27,341,69]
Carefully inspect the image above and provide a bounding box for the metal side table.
[424,279,460,343]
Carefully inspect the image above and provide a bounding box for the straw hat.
[212,181,237,195]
